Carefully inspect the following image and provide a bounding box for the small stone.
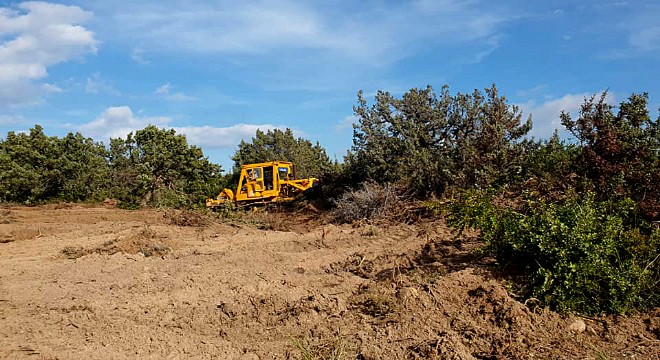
[396,287,419,303]
[568,319,586,333]
[585,326,598,336]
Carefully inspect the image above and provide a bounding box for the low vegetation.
[448,191,660,314]
[332,182,410,223]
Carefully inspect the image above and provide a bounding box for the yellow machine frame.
[206,161,317,208]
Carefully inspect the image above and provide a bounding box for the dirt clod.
[568,319,587,333]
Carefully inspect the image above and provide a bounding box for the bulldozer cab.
[278,166,291,181]
[236,161,295,201]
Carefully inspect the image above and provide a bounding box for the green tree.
[561,92,660,219]
[349,84,531,196]
[58,132,109,201]
[109,126,222,207]
[518,132,583,200]
[0,125,108,203]
[231,128,336,179]
[0,126,51,202]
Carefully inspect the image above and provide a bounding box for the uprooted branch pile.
[332,181,427,224]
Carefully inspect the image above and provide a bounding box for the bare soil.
[0,205,658,359]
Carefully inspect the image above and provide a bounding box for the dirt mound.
[0,206,657,359]
[102,198,119,208]
[0,227,41,243]
[647,309,660,339]
[62,225,174,258]
[164,209,211,227]
[319,224,660,359]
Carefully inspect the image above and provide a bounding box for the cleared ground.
[0,205,658,359]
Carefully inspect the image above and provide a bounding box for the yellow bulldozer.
[206,161,318,208]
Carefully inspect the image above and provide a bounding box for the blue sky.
[1,0,659,171]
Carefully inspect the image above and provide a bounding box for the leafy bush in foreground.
[448,190,660,314]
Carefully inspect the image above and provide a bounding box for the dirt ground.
[0,205,658,359]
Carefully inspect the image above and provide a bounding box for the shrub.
[448,190,660,314]
[153,188,190,209]
[561,92,660,220]
[349,84,532,197]
[332,181,409,223]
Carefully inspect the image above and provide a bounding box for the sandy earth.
[0,205,658,359]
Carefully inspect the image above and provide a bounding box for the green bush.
[448,190,660,314]
[153,188,190,209]
[348,84,532,196]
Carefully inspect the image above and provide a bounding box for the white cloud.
[520,94,587,139]
[604,3,660,57]
[334,115,357,132]
[41,83,63,93]
[154,83,171,95]
[519,92,615,139]
[80,106,171,139]
[80,106,286,149]
[630,26,660,51]
[466,35,501,64]
[516,84,547,98]
[0,114,25,126]
[85,73,120,95]
[0,2,97,107]
[97,1,512,63]
[174,124,281,148]
[130,48,149,64]
[154,82,195,101]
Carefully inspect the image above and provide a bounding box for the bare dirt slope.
[0,205,658,359]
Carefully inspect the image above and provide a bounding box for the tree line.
[0,124,337,207]
[0,125,222,208]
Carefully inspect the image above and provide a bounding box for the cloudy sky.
[1,0,659,170]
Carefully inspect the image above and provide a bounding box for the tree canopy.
[0,125,222,208]
[348,84,532,195]
[561,92,660,218]
[0,126,108,203]
[231,128,336,179]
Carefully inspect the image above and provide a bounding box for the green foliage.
[352,88,660,315]
[448,190,660,314]
[58,132,110,201]
[0,125,109,203]
[210,201,238,220]
[561,92,660,219]
[0,125,222,208]
[152,188,191,209]
[232,128,337,179]
[517,132,586,201]
[108,125,223,208]
[348,84,531,196]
